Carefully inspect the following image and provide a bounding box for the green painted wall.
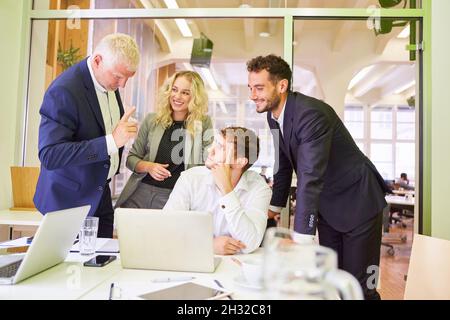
[430,0,450,240]
[0,0,25,209]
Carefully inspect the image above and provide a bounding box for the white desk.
[385,195,415,207]
[80,253,264,300]
[0,210,42,226]
[0,210,42,241]
[392,190,415,196]
[0,253,121,300]
[0,251,263,300]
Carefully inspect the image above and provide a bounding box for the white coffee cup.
[241,258,263,287]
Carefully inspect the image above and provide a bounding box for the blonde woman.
[115,71,213,209]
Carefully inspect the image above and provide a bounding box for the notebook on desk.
[115,208,221,273]
[0,205,90,285]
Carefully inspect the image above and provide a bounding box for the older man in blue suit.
[33,33,140,238]
[247,55,390,300]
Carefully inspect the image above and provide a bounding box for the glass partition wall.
[26,16,283,196]
[292,18,419,181]
[24,1,426,232]
[33,0,422,10]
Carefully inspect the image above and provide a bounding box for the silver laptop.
[116,209,221,273]
[0,205,90,285]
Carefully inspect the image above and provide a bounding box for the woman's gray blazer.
[115,113,213,208]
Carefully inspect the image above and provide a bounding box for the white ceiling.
[144,0,417,107]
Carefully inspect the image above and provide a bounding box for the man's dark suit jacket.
[268,92,389,235]
[33,58,124,217]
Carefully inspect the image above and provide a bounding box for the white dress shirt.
[269,99,287,214]
[164,166,272,254]
[270,99,287,137]
[86,56,120,180]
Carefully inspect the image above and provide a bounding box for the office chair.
[381,204,408,256]
[381,206,396,256]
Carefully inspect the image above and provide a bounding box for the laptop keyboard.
[0,260,22,278]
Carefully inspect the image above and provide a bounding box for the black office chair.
[381,205,409,256]
[381,205,396,256]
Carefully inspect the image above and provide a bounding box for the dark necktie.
[273,120,285,150]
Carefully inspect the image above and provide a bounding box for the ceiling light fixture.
[164,0,179,9]
[174,19,193,37]
[163,0,193,37]
[219,102,228,114]
[182,62,193,71]
[348,65,376,90]
[394,80,415,94]
[199,67,219,91]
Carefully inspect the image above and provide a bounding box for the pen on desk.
[109,283,114,300]
[151,276,195,283]
[214,279,233,300]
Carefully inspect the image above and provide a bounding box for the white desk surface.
[80,253,264,300]
[0,210,42,226]
[0,251,263,300]
[392,190,415,196]
[385,195,415,207]
[0,253,121,300]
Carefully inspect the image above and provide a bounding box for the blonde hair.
[93,33,140,72]
[154,71,209,135]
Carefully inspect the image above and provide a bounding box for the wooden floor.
[378,216,413,300]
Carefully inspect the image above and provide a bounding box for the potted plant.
[57,41,82,71]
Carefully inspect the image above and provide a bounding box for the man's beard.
[257,90,281,113]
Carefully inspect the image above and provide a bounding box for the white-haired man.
[34,33,140,238]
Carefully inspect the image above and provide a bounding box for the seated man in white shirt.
[164,126,272,255]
